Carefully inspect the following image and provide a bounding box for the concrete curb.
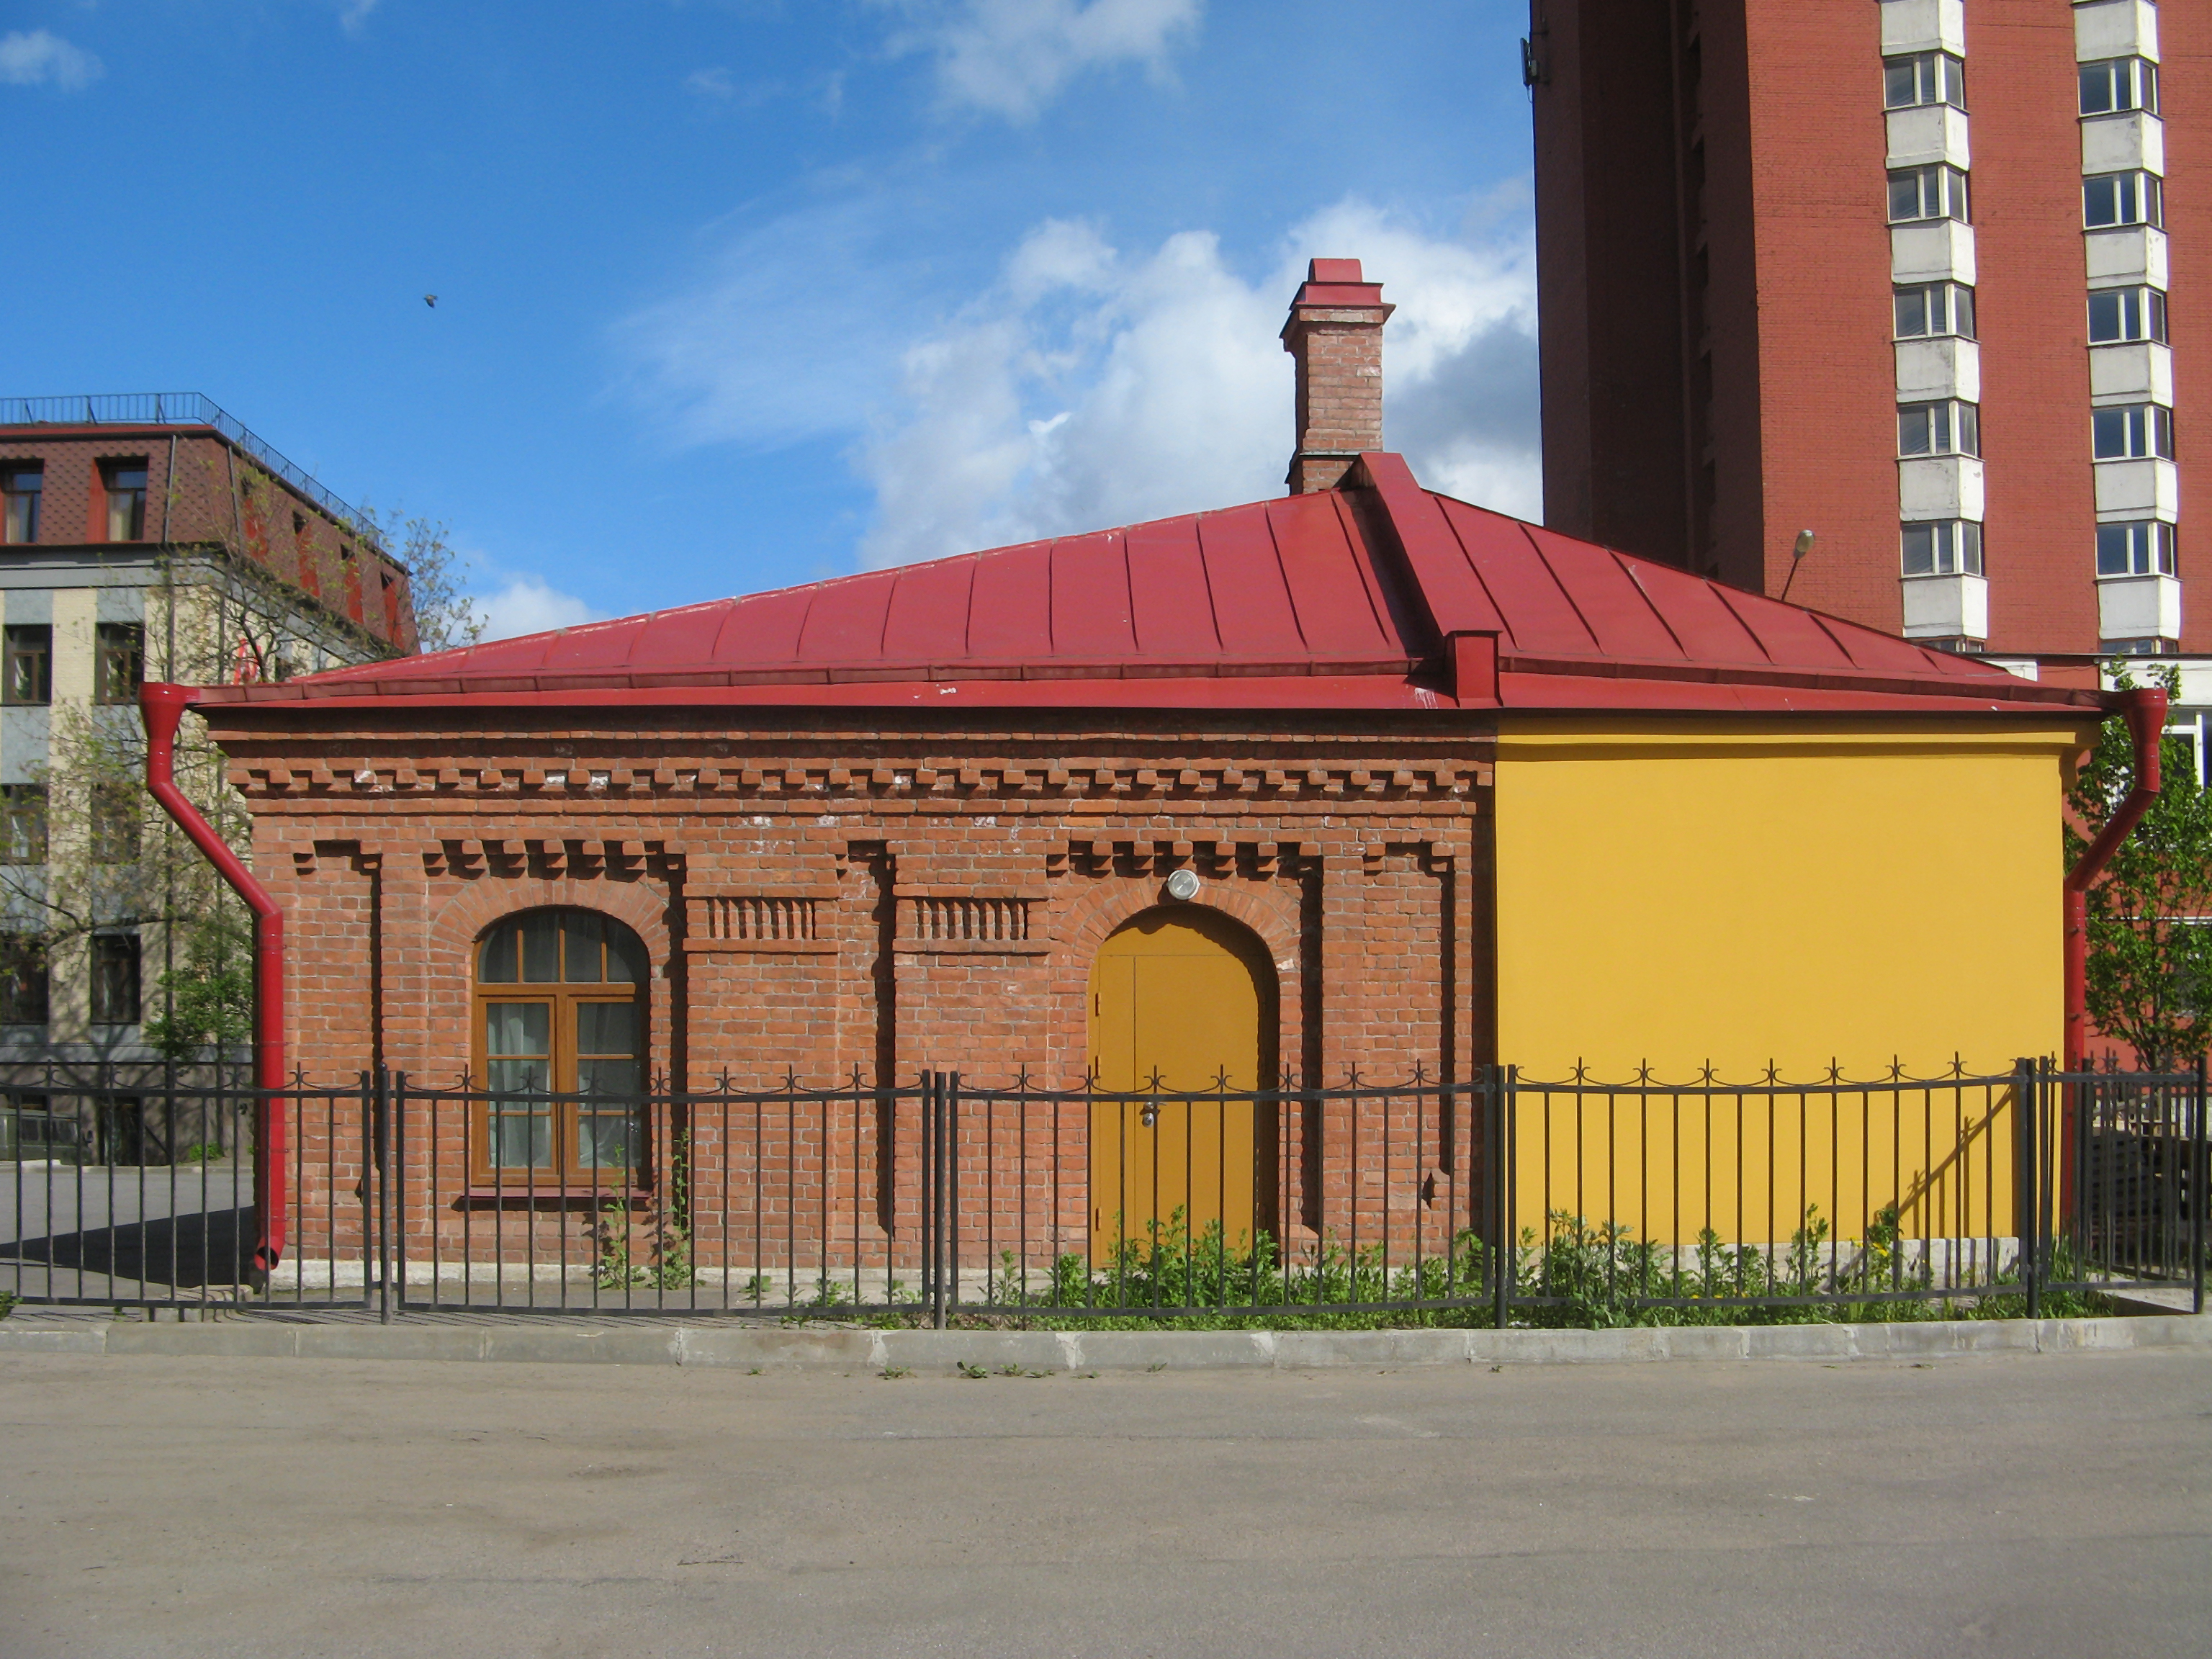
[0,1313,2206,1371]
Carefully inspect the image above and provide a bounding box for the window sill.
[458,1183,650,1204]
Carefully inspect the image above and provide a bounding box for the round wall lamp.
[1164,869,1202,902]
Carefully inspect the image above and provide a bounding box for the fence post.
[929,1071,950,1331]
[374,1067,393,1324]
[356,1071,374,1313]
[392,1072,408,1315]
[2017,1058,2041,1321]
[1493,1065,1514,1331]
[2195,1057,2207,1318]
[917,1073,932,1323]
[920,1072,945,1331]
[946,1071,962,1321]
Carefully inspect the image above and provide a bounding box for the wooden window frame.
[89,781,141,865]
[470,909,649,1190]
[0,936,48,1026]
[1,466,40,544]
[2,625,50,706]
[100,459,148,543]
[89,932,140,1027]
[0,785,47,865]
[94,622,144,706]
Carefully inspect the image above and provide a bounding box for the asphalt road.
[0,1166,253,1298]
[0,1346,2206,1658]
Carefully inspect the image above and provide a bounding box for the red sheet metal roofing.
[198,454,2103,717]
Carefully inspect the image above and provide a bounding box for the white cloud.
[685,66,736,98]
[472,575,601,642]
[883,0,1202,122]
[855,197,1540,568]
[336,1,380,37]
[0,30,104,91]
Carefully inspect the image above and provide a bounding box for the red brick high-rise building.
[1532,1,2202,718]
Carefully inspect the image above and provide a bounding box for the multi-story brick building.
[165,266,2105,1287]
[0,393,415,1159]
[1530,1,2203,721]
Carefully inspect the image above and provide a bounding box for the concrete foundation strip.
[0,1313,2206,1371]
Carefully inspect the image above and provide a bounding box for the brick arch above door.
[1041,874,1306,1089]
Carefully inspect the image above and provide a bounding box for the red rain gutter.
[2064,685,2168,1069]
[140,683,287,1277]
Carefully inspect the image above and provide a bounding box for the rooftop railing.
[0,393,385,554]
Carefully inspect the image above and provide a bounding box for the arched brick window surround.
[413,880,677,1085]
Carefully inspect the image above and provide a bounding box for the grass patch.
[809,1207,2116,1332]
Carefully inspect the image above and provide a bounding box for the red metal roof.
[197,454,2103,717]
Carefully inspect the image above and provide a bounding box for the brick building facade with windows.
[0,394,414,1161]
[1530,1,2205,720]
[167,266,2108,1278]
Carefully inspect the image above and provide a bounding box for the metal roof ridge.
[194,652,1434,703]
[1496,648,2100,706]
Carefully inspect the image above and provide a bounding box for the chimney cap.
[1286,257,1389,314]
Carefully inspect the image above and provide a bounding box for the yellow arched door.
[1087,908,1278,1259]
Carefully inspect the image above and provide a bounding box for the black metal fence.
[2,1061,2202,1323]
[2028,1060,2207,1316]
[0,1060,284,1309]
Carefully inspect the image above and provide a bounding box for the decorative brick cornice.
[230,756,1491,804]
[422,838,684,880]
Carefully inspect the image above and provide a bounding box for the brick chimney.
[1281,258,1393,494]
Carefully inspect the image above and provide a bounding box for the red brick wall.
[1286,315,1389,494]
[1738,0,1900,625]
[1972,1,2103,656]
[212,709,1495,1270]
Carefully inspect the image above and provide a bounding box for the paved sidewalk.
[0,1346,2206,1658]
[3,1305,2208,1372]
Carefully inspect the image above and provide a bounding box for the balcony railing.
[0,392,385,554]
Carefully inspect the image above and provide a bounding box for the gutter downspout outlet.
[140,682,287,1276]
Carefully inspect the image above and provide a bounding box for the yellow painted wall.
[1492,716,2097,1249]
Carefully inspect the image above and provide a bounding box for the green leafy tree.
[141,912,253,1064]
[2065,662,2212,1070]
[357,504,483,654]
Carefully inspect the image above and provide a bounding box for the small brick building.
[174,264,2107,1280]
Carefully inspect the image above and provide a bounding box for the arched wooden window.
[472,909,647,1183]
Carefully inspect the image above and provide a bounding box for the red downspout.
[140,683,286,1275]
[2064,685,2169,1069]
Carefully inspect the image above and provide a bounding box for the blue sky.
[5,1,1539,638]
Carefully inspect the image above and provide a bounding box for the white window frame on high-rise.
[2097,520,2177,580]
[1889,163,1971,225]
[2088,285,2167,345]
[2080,56,2159,116]
[1894,282,1975,340]
[2092,403,2175,462]
[2084,170,2163,229]
[1885,51,1966,111]
[1898,400,1981,458]
[1901,519,1983,577]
